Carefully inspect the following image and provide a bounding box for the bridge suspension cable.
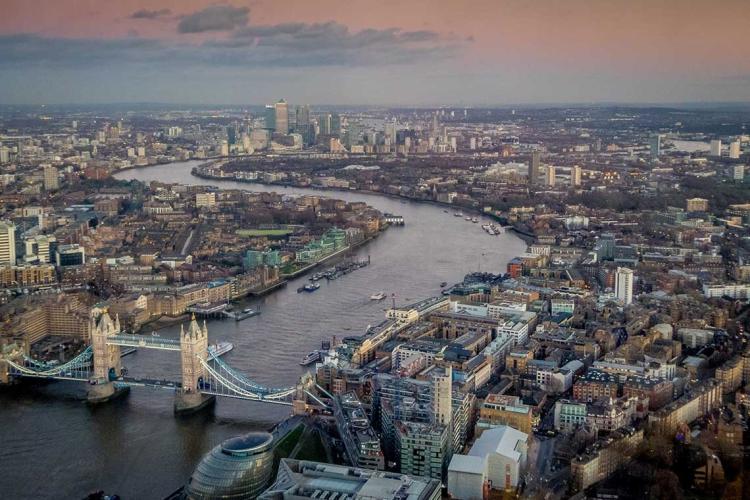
[198,356,297,403]
[5,346,93,380]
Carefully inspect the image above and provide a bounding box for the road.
[525,435,559,498]
[180,228,195,256]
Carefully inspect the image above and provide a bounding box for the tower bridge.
[0,311,323,415]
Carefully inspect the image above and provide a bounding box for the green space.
[280,261,312,277]
[274,423,304,460]
[294,430,328,462]
[237,228,292,237]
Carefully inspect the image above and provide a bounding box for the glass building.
[186,432,274,500]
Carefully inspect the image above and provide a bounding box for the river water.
[0,160,525,499]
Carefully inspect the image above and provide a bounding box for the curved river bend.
[0,160,525,499]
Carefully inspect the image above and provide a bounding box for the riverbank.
[190,166,518,230]
[280,233,378,280]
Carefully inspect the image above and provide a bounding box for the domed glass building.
[186,432,274,500]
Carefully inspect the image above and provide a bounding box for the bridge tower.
[175,315,215,415]
[0,343,24,385]
[88,311,128,403]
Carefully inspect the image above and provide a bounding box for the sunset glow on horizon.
[1,0,749,105]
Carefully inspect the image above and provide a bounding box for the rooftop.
[260,459,441,500]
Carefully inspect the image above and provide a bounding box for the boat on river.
[300,350,321,365]
[208,342,233,358]
[230,308,259,321]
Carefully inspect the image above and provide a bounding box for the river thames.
[0,160,525,499]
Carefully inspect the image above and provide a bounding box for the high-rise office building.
[226,126,236,145]
[295,105,310,130]
[431,362,452,427]
[545,165,556,187]
[24,234,56,264]
[729,141,741,159]
[528,151,541,185]
[346,121,363,147]
[330,113,342,137]
[572,165,582,187]
[733,164,745,181]
[274,99,288,135]
[396,421,450,480]
[264,105,276,131]
[710,139,722,157]
[0,220,17,266]
[615,267,634,305]
[650,134,661,160]
[319,114,332,136]
[42,164,59,191]
[56,244,86,267]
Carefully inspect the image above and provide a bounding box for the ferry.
[483,223,501,236]
[298,282,320,293]
[208,341,233,358]
[370,291,387,301]
[232,308,259,321]
[300,350,321,366]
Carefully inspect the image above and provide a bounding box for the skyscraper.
[43,164,59,191]
[615,267,634,305]
[264,105,276,131]
[0,220,17,266]
[650,134,661,160]
[733,164,745,181]
[729,141,741,159]
[431,362,452,427]
[710,139,722,157]
[274,99,288,135]
[528,151,541,185]
[545,165,556,186]
[572,165,582,187]
[346,121,363,148]
[330,113,341,137]
[295,105,310,130]
[319,114,332,136]
[295,105,314,145]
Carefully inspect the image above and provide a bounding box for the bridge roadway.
[107,334,181,351]
[117,376,183,390]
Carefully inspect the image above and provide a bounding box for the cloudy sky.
[1,0,749,105]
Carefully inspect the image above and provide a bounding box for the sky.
[1,0,749,106]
